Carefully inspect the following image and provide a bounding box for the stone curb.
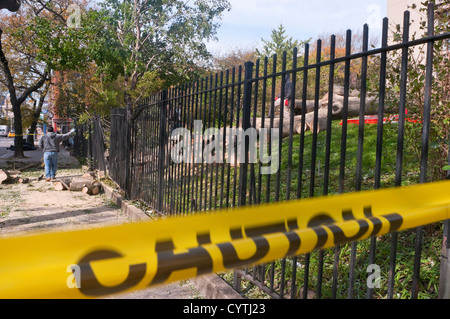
[101,182,243,299]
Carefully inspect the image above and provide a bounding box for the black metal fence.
[82,3,450,299]
[73,116,107,172]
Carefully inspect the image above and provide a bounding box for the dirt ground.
[0,154,204,299]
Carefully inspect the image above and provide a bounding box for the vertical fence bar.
[298,44,310,300]
[209,74,218,210]
[394,11,410,188]
[440,133,450,298]
[181,84,188,214]
[266,54,277,204]
[311,39,323,299]
[214,72,224,210]
[192,80,200,213]
[309,39,321,198]
[412,3,435,299]
[356,24,369,193]
[275,52,287,202]
[220,70,229,209]
[198,79,205,211]
[238,61,254,207]
[157,90,168,212]
[249,60,259,206]
[185,83,194,213]
[204,75,211,211]
[257,57,268,205]
[340,29,355,299]
[233,66,243,208]
[324,34,338,299]
[286,48,298,201]
[297,43,309,200]
[393,10,411,300]
[226,68,236,208]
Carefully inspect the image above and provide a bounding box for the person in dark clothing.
[38,127,76,181]
[282,74,294,105]
[270,74,294,118]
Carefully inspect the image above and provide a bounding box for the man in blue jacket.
[38,127,76,181]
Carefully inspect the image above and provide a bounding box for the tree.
[0,24,49,157]
[211,47,257,73]
[257,24,309,63]
[26,79,51,144]
[55,64,126,122]
[0,0,89,157]
[86,0,231,111]
[385,0,449,180]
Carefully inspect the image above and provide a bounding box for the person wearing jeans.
[38,127,76,181]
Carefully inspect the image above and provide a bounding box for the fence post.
[233,61,254,293]
[156,90,169,213]
[439,134,450,298]
[88,120,93,170]
[439,221,450,299]
[124,108,132,198]
[238,61,254,207]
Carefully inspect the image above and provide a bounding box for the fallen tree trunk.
[0,170,12,184]
[69,176,95,192]
[254,115,305,138]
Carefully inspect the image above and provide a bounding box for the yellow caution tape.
[6,133,43,136]
[0,180,449,299]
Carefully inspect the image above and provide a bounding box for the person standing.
[38,127,76,181]
[270,74,294,118]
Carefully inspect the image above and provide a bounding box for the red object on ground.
[340,109,420,125]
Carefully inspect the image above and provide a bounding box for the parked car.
[8,130,15,138]
[7,139,36,151]
[0,125,9,137]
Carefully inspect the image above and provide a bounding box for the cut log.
[81,185,94,195]
[53,178,72,191]
[82,183,101,195]
[92,182,102,195]
[82,172,95,178]
[0,170,12,184]
[18,177,30,184]
[91,185,100,195]
[59,179,70,190]
[54,181,67,191]
[69,176,95,192]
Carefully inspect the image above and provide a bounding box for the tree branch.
[17,69,50,105]
[0,28,18,105]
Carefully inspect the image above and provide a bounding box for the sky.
[205,0,388,55]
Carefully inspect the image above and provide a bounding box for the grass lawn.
[212,119,444,299]
[152,117,445,299]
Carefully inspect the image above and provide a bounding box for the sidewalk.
[0,147,242,299]
[0,149,206,299]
